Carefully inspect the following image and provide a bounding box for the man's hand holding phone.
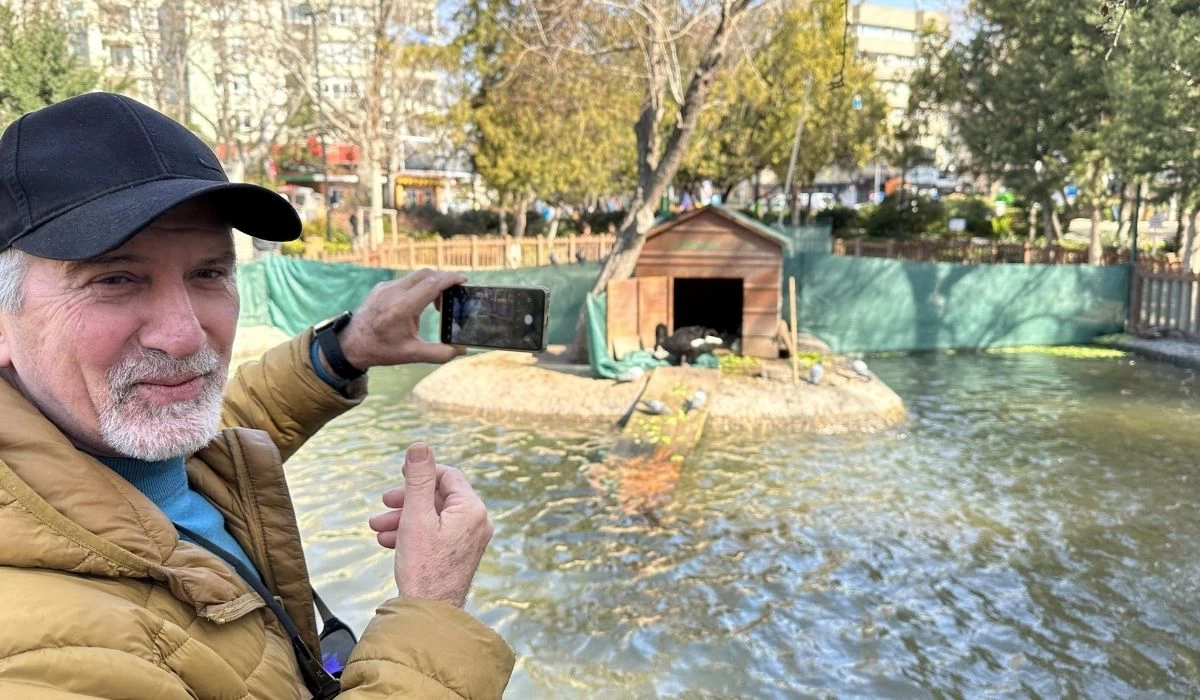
[338,269,468,369]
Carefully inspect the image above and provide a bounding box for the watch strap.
[315,313,366,380]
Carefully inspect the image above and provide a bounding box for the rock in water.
[851,359,871,381]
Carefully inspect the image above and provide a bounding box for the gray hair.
[0,247,29,314]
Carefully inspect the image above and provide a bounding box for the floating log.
[592,366,720,514]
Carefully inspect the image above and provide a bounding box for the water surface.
[286,352,1200,698]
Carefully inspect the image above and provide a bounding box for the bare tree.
[269,0,444,246]
[571,0,763,358]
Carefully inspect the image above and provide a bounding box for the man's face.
[0,201,239,460]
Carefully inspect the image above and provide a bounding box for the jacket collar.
[0,377,263,623]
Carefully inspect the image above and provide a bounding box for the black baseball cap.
[0,92,301,261]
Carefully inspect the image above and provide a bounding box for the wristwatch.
[314,311,366,381]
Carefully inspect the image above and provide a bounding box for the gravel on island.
[412,347,906,435]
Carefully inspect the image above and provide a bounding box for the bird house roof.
[645,205,791,248]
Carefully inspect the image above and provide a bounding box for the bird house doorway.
[672,278,743,345]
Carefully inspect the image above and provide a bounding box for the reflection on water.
[286,353,1200,698]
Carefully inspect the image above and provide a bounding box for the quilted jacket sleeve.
[338,598,516,700]
[221,328,367,462]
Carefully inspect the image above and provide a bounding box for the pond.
[286,352,1200,698]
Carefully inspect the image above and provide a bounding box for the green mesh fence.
[238,254,600,344]
[239,253,1130,354]
[784,254,1130,353]
[771,224,833,254]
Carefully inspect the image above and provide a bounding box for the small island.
[412,344,906,436]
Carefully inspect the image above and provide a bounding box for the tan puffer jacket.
[0,329,515,699]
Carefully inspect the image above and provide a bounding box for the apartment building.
[852,3,947,128]
[812,2,954,202]
[62,0,464,210]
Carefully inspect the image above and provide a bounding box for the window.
[68,30,89,60]
[102,6,132,32]
[234,113,254,132]
[321,77,358,98]
[229,74,250,96]
[108,44,134,69]
[855,24,915,42]
[290,3,311,24]
[319,41,363,65]
[328,5,350,25]
[228,37,247,63]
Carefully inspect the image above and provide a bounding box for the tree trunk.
[1115,183,1129,245]
[498,205,509,237]
[512,193,532,238]
[1088,204,1103,265]
[567,1,752,362]
[368,156,384,247]
[1042,197,1055,245]
[1027,203,1037,244]
[546,209,561,242]
[1183,208,1200,274]
[753,169,761,216]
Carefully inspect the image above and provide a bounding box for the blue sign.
[852,95,863,111]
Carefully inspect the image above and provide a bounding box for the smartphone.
[440,284,550,353]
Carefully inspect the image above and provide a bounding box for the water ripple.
[284,353,1200,698]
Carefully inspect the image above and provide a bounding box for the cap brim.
[11,178,302,261]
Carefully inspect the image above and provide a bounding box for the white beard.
[98,346,226,461]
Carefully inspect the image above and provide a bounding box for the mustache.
[106,346,222,404]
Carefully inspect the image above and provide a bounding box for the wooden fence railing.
[1129,266,1200,335]
[831,238,1179,268]
[310,234,617,270]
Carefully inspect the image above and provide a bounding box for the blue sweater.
[97,455,262,582]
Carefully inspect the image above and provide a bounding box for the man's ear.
[0,318,12,368]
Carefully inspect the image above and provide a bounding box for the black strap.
[315,313,366,380]
[175,525,342,700]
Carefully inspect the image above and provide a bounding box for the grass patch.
[718,354,761,376]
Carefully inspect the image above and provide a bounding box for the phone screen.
[440,285,549,352]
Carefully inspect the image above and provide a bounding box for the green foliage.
[682,1,886,193]
[0,4,101,125]
[866,195,946,238]
[282,220,353,256]
[815,205,866,236]
[991,215,1014,238]
[279,240,306,256]
[718,353,761,376]
[912,1,1109,213]
[453,0,636,209]
[944,196,994,237]
[983,345,1127,359]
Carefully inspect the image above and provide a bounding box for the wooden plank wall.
[635,211,783,358]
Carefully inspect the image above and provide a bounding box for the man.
[0,93,514,697]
